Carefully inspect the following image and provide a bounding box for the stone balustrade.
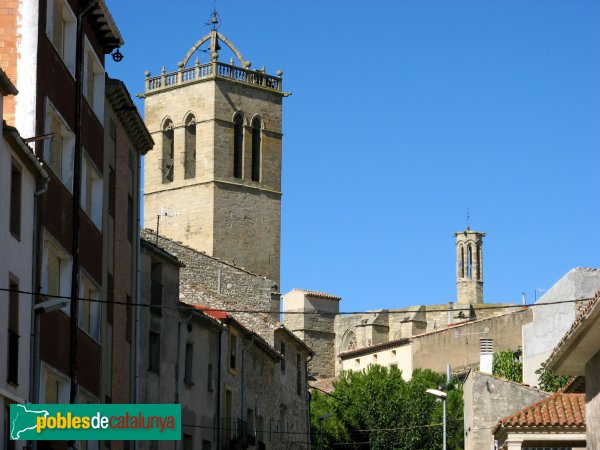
[145,61,282,93]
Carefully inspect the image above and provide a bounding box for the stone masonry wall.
[140,228,278,344]
[463,371,549,450]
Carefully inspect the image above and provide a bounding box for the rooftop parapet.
[141,28,284,96]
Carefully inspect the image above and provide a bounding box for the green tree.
[535,363,571,392]
[310,366,463,450]
[492,350,522,383]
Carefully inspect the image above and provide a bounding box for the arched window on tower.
[162,119,174,183]
[467,244,473,280]
[233,114,243,179]
[477,243,482,280]
[460,245,465,278]
[184,114,196,179]
[251,116,261,182]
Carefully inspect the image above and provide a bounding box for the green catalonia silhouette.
[11,404,49,440]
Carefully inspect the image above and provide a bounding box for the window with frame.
[9,162,22,239]
[7,276,19,385]
[43,233,72,314]
[45,102,75,191]
[79,273,100,341]
[296,353,302,395]
[233,114,243,179]
[81,151,103,228]
[150,261,162,315]
[149,330,160,374]
[184,342,193,386]
[207,362,214,392]
[229,332,237,371]
[162,119,174,183]
[184,114,196,179]
[251,116,261,182]
[46,0,76,74]
[280,342,286,374]
[83,38,105,121]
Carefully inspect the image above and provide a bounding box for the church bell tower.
[454,228,485,304]
[141,14,286,284]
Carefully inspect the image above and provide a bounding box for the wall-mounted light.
[112,48,124,62]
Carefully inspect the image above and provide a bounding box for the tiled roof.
[293,289,341,300]
[190,304,229,320]
[546,289,600,368]
[495,393,585,431]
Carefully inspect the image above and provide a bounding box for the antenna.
[155,207,181,244]
[466,208,470,231]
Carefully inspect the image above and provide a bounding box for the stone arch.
[340,329,357,352]
[249,113,265,130]
[232,110,247,126]
[182,111,196,126]
[182,30,248,67]
[160,116,174,130]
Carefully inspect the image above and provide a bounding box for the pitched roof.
[494,393,585,433]
[546,289,600,372]
[292,289,341,300]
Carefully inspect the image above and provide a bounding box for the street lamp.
[318,413,333,450]
[426,388,447,450]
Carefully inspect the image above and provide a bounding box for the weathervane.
[466,208,470,231]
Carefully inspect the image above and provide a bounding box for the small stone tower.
[141,18,285,284]
[282,289,340,379]
[454,229,485,304]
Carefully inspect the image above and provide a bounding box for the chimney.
[447,302,454,325]
[521,292,526,306]
[480,338,493,374]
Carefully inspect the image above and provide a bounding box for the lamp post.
[426,388,447,450]
[318,413,333,450]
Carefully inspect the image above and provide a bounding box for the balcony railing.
[145,62,282,93]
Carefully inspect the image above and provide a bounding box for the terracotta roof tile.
[293,289,341,300]
[547,289,600,368]
[496,393,585,430]
[190,304,229,320]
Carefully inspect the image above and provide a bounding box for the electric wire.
[0,287,594,316]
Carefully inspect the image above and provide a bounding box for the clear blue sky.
[106,0,600,312]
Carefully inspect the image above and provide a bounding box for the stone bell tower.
[141,15,286,284]
[454,228,485,304]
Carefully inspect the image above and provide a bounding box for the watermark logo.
[10,404,181,441]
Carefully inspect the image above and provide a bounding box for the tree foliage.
[535,363,571,392]
[492,351,523,383]
[310,366,463,450]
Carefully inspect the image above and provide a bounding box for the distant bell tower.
[141,13,286,284]
[454,228,485,304]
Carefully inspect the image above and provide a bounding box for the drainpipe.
[30,177,48,450]
[175,315,192,450]
[305,353,313,449]
[133,152,142,450]
[241,336,256,431]
[70,0,99,418]
[216,327,223,450]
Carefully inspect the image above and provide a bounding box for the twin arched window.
[161,119,174,183]
[161,114,197,183]
[184,115,196,179]
[233,113,262,182]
